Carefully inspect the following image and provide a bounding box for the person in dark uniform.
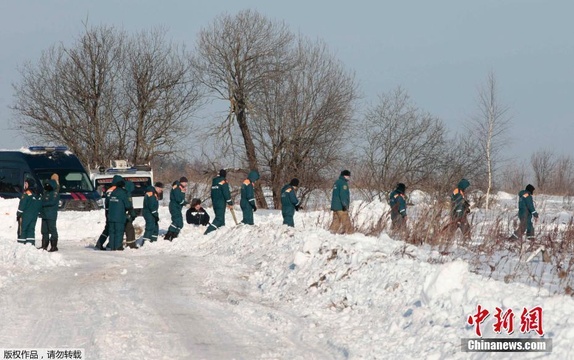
[164,177,189,241]
[448,178,471,240]
[204,169,233,235]
[186,198,210,226]
[281,178,301,227]
[389,183,407,236]
[329,170,353,234]
[240,170,260,225]
[40,179,60,251]
[142,182,163,244]
[95,175,123,250]
[107,178,132,250]
[17,178,41,245]
[510,184,539,240]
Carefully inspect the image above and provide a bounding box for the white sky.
[1,0,573,161]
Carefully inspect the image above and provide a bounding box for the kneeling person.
[186,198,210,226]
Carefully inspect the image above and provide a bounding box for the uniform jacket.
[330,176,350,211]
[451,179,470,219]
[281,184,300,217]
[389,189,407,218]
[210,175,233,209]
[143,185,159,222]
[518,189,538,220]
[17,188,41,220]
[186,206,210,225]
[108,187,132,223]
[169,181,188,216]
[40,179,60,220]
[240,170,260,210]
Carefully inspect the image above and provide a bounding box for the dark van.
[0,146,103,211]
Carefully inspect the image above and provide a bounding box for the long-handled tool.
[230,207,239,225]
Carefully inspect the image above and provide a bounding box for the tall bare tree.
[122,28,203,164]
[499,160,529,193]
[12,25,124,167]
[11,24,203,168]
[551,155,574,195]
[361,87,447,199]
[531,149,555,192]
[249,38,358,207]
[467,71,511,209]
[193,9,294,208]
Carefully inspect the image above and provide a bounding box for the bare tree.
[12,25,124,167]
[249,37,358,207]
[11,24,203,168]
[193,9,295,208]
[531,149,555,192]
[467,71,511,209]
[435,133,486,196]
[360,87,447,200]
[499,160,529,193]
[122,28,203,164]
[551,155,574,195]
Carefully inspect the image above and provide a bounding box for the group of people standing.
[15,168,540,250]
[201,169,302,234]
[16,175,60,251]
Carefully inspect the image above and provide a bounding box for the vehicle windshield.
[37,170,95,193]
[95,176,152,196]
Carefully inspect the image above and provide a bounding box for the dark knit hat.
[397,183,406,193]
[219,169,227,178]
[179,176,188,183]
[290,178,300,187]
[341,169,351,177]
[526,184,535,193]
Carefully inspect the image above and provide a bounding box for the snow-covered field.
[0,192,572,359]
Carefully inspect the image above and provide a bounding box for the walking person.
[240,170,260,225]
[204,169,233,235]
[389,183,407,236]
[17,178,41,245]
[39,179,60,251]
[164,177,189,241]
[448,178,471,240]
[95,175,123,250]
[510,184,539,240]
[107,178,132,251]
[329,170,353,234]
[281,178,301,227]
[186,198,210,226]
[141,182,163,244]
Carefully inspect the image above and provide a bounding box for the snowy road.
[0,241,336,360]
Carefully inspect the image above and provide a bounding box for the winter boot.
[48,238,59,252]
[40,237,49,250]
[163,231,173,241]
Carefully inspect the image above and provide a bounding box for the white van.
[90,160,153,216]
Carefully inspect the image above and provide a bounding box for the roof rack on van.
[28,146,68,152]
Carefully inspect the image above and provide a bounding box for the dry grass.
[351,201,574,296]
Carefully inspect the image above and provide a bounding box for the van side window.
[0,168,21,193]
